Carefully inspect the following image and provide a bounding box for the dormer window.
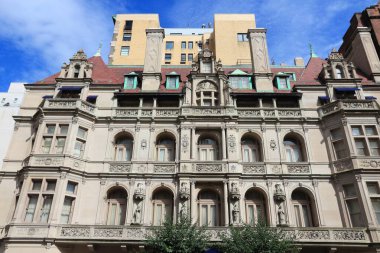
[229,69,252,89]
[73,65,80,78]
[336,66,344,79]
[124,72,138,89]
[166,72,180,89]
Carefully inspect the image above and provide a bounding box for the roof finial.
[309,43,318,58]
[94,42,102,57]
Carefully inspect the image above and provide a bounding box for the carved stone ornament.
[360,159,380,169]
[270,139,277,151]
[109,164,131,173]
[243,165,265,174]
[288,165,310,174]
[229,182,240,200]
[181,134,189,152]
[273,183,286,202]
[196,164,223,172]
[179,182,190,200]
[134,183,145,200]
[227,135,236,152]
[141,139,147,149]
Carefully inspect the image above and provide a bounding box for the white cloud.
[0,0,118,81]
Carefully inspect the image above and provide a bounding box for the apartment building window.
[41,124,68,154]
[188,53,193,62]
[245,189,267,224]
[124,20,133,30]
[291,189,314,227]
[166,41,174,50]
[330,128,349,160]
[198,190,220,226]
[25,179,56,223]
[198,137,219,161]
[367,182,380,224]
[351,125,380,156]
[106,188,127,225]
[283,134,305,162]
[114,135,133,161]
[229,76,252,89]
[181,41,186,49]
[188,41,193,49]
[165,53,172,63]
[156,133,175,162]
[237,33,248,42]
[336,66,344,79]
[241,137,260,162]
[74,127,87,158]
[343,184,363,227]
[181,53,186,63]
[60,181,78,224]
[152,189,173,226]
[123,33,132,41]
[120,46,130,56]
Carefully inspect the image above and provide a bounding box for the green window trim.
[284,72,296,81]
[166,76,180,89]
[228,76,253,89]
[275,76,291,90]
[124,75,138,89]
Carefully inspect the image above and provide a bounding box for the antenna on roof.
[271,57,276,65]
[309,43,318,58]
[94,42,102,57]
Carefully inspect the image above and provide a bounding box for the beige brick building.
[3,4,380,253]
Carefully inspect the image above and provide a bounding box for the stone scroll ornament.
[273,183,288,226]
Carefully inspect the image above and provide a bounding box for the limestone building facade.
[3,5,380,253]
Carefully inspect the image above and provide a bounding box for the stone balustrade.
[333,157,380,173]
[2,224,370,244]
[113,108,180,118]
[319,99,378,117]
[43,98,96,115]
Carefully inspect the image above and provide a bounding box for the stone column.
[191,128,196,160]
[222,127,227,160]
[223,181,229,226]
[190,181,196,225]
[142,29,165,91]
[247,29,274,92]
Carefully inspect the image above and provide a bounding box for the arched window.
[196,81,218,106]
[291,189,315,227]
[198,137,219,161]
[74,64,80,78]
[114,135,133,161]
[152,189,174,226]
[241,136,261,162]
[156,134,175,162]
[198,190,220,226]
[106,188,127,225]
[245,189,267,224]
[284,135,305,162]
[336,66,344,79]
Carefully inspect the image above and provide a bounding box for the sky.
[0,0,376,92]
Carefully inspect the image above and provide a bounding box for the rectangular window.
[367,182,380,224]
[124,76,136,89]
[181,41,186,49]
[120,46,130,56]
[32,179,42,191]
[181,54,186,63]
[25,195,38,222]
[46,180,56,191]
[123,33,132,41]
[124,20,133,30]
[369,139,380,156]
[42,123,68,154]
[61,181,78,224]
[237,33,248,42]
[166,41,174,50]
[202,62,212,73]
[371,199,380,224]
[188,54,193,62]
[355,138,368,156]
[330,128,348,160]
[229,76,251,89]
[367,182,380,195]
[188,42,193,49]
[277,77,288,89]
[343,184,363,227]
[351,125,380,156]
[166,76,178,89]
[66,181,78,195]
[165,53,172,62]
[40,195,53,222]
[74,127,87,158]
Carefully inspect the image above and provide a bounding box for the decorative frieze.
[154,165,175,173]
[115,109,138,117]
[156,109,179,117]
[109,164,131,173]
[237,110,260,117]
[287,165,310,174]
[60,227,90,237]
[278,110,301,117]
[333,159,353,172]
[34,157,63,166]
[93,228,123,238]
[359,159,380,169]
[332,230,366,241]
[196,164,223,172]
[243,165,265,174]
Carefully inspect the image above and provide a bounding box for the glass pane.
[43,137,53,153]
[302,205,311,227]
[247,205,254,224]
[257,205,263,222]
[166,77,177,89]
[371,199,380,224]
[46,180,56,191]
[59,125,68,135]
[55,137,66,154]
[60,197,73,224]
[209,148,215,161]
[210,205,217,226]
[367,182,380,195]
[278,78,288,89]
[365,126,377,136]
[66,182,77,194]
[286,149,292,162]
[343,184,356,197]
[331,128,343,141]
[159,149,165,162]
[74,141,84,157]
[201,205,208,226]
[155,204,162,226]
[200,149,207,161]
[369,139,380,156]
[294,205,302,227]
[333,140,348,159]
[25,195,38,222]
[252,148,258,162]
[351,126,363,136]
[355,139,367,155]
[46,125,56,134]
[109,204,117,225]
[40,195,53,223]
[243,149,250,162]
[119,204,126,225]
[125,147,132,161]
[32,180,42,191]
[346,199,362,227]
[77,128,87,139]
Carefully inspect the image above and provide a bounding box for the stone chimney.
[247,29,273,92]
[142,28,165,90]
[294,57,305,67]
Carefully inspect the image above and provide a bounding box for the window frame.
[165,41,174,50]
[73,127,88,158]
[156,139,175,162]
[120,46,130,56]
[60,181,78,224]
[343,184,363,227]
[229,76,253,89]
[330,128,349,160]
[165,75,180,89]
[237,33,249,42]
[124,75,138,89]
[198,191,220,227]
[41,124,69,154]
[123,33,132,41]
[351,125,380,157]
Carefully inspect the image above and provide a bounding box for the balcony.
[112,108,180,119]
[238,108,303,119]
[3,224,370,245]
[43,98,96,116]
[333,157,380,173]
[319,99,379,117]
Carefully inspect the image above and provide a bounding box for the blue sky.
[0,0,376,91]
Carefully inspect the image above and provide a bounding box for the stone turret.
[58,49,93,79]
